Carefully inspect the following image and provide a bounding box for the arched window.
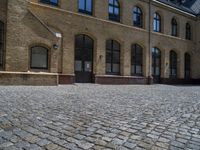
[170,50,177,78]
[30,46,49,69]
[186,23,192,40]
[106,40,120,75]
[131,44,143,76]
[185,53,190,79]
[108,0,120,22]
[171,18,178,36]
[40,0,58,6]
[153,12,161,32]
[78,0,93,15]
[152,47,161,77]
[0,21,4,69]
[133,6,143,28]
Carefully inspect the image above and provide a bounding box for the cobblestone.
[0,84,200,149]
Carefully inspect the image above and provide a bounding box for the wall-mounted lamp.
[53,44,59,49]
[99,55,103,59]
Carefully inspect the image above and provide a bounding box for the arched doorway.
[75,34,94,83]
[152,47,161,83]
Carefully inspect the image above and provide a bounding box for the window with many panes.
[133,6,143,28]
[30,46,49,70]
[185,53,191,79]
[106,40,120,75]
[40,0,58,6]
[170,50,177,78]
[78,0,93,15]
[131,44,143,76]
[152,47,161,76]
[186,23,192,40]
[171,18,178,36]
[154,12,161,32]
[0,21,4,69]
[108,0,120,22]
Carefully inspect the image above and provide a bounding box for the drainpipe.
[148,0,153,84]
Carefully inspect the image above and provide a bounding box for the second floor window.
[109,0,120,22]
[133,6,143,28]
[78,0,93,15]
[40,0,58,6]
[186,23,192,40]
[154,13,161,32]
[171,18,178,36]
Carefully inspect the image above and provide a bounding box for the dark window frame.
[184,53,191,79]
[171,18,178,37]
[108,0,120,22]
[186,23,192,40]
[78,0,93,15]
[30,46,49,70]
[169,50,177,78]
[106,39,120,75]
[0,21,4,70]
[131,44,143,76]
[40,0,59,6]
[133,6,143,28]
[153,12,161,32]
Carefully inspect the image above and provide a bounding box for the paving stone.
[45,143,59,150]
[124,142,137,149]
[76,141,94,149]
[171,141,185,148]
[36,139,51,146]
[0,142,14,148]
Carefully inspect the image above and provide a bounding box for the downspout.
[148,0,152,84]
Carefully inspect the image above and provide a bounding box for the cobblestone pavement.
[0,84,200,150]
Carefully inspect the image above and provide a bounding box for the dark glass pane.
[106,51,112,63]
[106,40,120,75]
[79,0,93,15]
[75,35,84,48]
[79,0,85,10]
[109,0,120,22]
[113,41,120,51]
[113,51,120,63]
[186,23,191,40]
[40,0,58,6]
[84,36,93,49]
[185,53,190,78]
[86,0,92,12]
[170,51,177,77]
[31,47,48,69]
[131,44,143,75]
[133,7,143,28]
[154,13,161,32]
[106,40,112,50]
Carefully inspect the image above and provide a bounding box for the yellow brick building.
[0,0,200,85]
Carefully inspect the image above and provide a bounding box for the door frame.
[74,34,94,83]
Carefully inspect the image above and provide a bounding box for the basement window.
[30,46,49,70]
